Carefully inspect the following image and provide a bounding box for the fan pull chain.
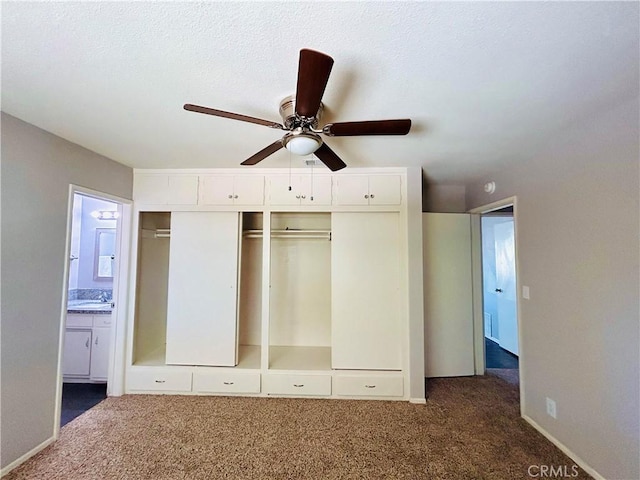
[288,150,292,191]
[310,157,314,201]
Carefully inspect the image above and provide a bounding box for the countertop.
[67,300,113,315]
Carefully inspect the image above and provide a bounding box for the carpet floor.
[6,375,590,479]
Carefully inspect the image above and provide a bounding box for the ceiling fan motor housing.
[279,95,323,130]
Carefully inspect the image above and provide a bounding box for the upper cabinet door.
[334,176,370,205]
[199,175,264,206]
[166,212,240,366]
[298,175,333,205]
[233,176,265,205]
[199,175,234,205]
[134,175,169,204]
[134,174,198,205]
[168,176,199,205]
[368,176,401,205]
[269,175,301,205]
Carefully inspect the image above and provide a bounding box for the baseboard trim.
[0,436,55,477]
[410,397,427,404]
[522,414,604,480]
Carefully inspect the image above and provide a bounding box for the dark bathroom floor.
[61,383,107,427]
[485,337,519,369]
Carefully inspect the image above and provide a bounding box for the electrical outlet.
[546,397,557,419]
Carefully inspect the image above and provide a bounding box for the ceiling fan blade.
[240,140,284,166]
[295,49,334,118]
[324,119,412,136]
[184,104,283,129]
[314,143,347,172]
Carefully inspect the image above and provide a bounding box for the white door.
[166,212,240,366]
[331,212,402,370]
[494,220,518,355]
[423,213,475,377]
[63,330,92,376]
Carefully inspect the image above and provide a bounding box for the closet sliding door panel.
[166,212,239,366]
[331,212,402,370]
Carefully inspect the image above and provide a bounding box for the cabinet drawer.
[66,314,93,328]
[333,374,404,397]
[93,314,112,328]
[193,371,261,394]
[127,369,192,392]
[263,373,331,396]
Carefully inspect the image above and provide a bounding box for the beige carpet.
[486,368,519,386]
[6,375,590,479]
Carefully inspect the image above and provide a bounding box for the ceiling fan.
[184,49,412,172]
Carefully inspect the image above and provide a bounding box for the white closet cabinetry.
[334,175,401,206]
[199,175,264,206]
[165,212,240,366]
[134,174,199,205]
[127,168,415,402]
[268,175,332,205]
[331,212,402,370]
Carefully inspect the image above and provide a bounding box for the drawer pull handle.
[293,384,304,388]
[155,380,166,383]
[365,385,376,389]
[223,382,234,385]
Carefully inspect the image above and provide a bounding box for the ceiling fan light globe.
[284,134,322,156]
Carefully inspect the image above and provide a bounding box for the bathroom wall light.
[91,210,120,220]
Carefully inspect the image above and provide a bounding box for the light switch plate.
[522,286,530,299]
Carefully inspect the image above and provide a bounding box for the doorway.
[56,187,130,432]
[481,206,519,385]
[470,197,521,393]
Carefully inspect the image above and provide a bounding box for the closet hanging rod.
[243,229,331,240]
[140,228,170,239]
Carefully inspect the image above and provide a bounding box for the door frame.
[54,184,132,437]
[469,196,524,411]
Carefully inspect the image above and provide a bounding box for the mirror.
[94,228,116,280]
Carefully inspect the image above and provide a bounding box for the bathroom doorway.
[56,187,131,431]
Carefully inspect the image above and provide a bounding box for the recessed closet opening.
[133,212,170,366]
[132,211,263,369]
[268,212,332,371]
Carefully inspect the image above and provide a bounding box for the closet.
[125,168,416,401]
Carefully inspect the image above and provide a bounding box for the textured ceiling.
[2,2,638,183]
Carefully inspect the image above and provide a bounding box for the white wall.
[466,96,639,479]
[423,184,466,212]
[0,113,132,470]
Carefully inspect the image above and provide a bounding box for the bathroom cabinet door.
[166,212,240,366]
[331,212,402,370]
[63,329,92,376]
[90,326,111,381]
